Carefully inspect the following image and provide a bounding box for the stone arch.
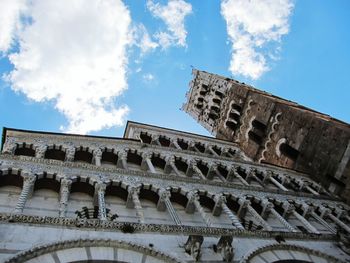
[177,138,189,150]
[241,243,343,263]
[24,173,61,217]
[5,238,181,263]
[66,176,96,218]
[45,145,67,161]
[105,180,130,222]
[150,152,167,172]
[101,147,119,167]
[74,146,94,164]
[173,156,189,175]
[14,142,35,157]
[0,168,25,213]
[126,148,142,169]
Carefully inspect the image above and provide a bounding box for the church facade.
[0,70,349,262]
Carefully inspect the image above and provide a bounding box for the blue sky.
[0,0,349,138]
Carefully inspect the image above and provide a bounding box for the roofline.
[1,127,139,149]
[124,120,237,144]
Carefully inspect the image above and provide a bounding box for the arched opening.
[169,189,193,225]
[14,143,35,157]
[74,147,93,164]
[177,139,188,150]
[24,177,60,217]
[127,150,142,170]
[0,170,23,213]
[174,157,188,174]
[151,154,166,171]
[217,165,228,179]
[280,143,299,161]
[211,145,222,155]
[66,180,95,218]
[139,188,170,224]
[226,120,237,131]
[45,147,66,161]
[101,150,118,167]
[105,183,131,222]
[195,142,205,153]
[140,132,152,144]
[196,161,209,177]
[158,136,170,147]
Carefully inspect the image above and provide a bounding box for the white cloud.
[143,73,155,81]
[221,0,294,79]
[4,0,132,134]
[0,0,26,53]
[132,23,158,54]
[147,0,192,49]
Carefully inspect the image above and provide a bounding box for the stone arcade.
[0,70,350,262]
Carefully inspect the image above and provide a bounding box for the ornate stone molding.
[0,213,337,241]
[5,238,183,263]
[240,243,344,263]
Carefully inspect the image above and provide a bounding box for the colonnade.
[3,172,348,236]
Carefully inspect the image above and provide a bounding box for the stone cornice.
[0,213,337,241]
[0,155,341,205]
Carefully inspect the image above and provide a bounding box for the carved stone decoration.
[59,178,72,217]
[14,175,36,213]
[217,236,234,262]
[2,137,16,154]
[184,235,204,262]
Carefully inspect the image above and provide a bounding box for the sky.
[0,0,349,138]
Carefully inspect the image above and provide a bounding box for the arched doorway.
[242,244,344,263]
[5,239,181,263]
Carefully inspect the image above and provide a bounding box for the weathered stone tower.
[0,70,350,262]
[183,69,350,204]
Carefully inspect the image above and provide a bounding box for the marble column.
[117,151,128,169]
[158,189,182,225]
[292,209,320,234]
[266,171,288,191]
[231,166,249,186]
[214,195,244,230]
[59,178,72,217]
[141,152,156,173]
[304,184,320,195]
[14,175,36,213]
[187,191,211,227]
[241,198,272,231]
[164,156,181,176]
[96,183,107,220]
[170,138,181,150]
[127,187,144,223]
[325,209,350,234]
[310,210,336,234]
[260,199,297,232]
[93,149,102,166]
[190,161,207,180]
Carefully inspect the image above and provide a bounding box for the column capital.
[61,178,72,188]
[118,150,127,159]
[96,183,107,193]
[23,175,36,185]
[158,189,171,201]
[142,151,153,159]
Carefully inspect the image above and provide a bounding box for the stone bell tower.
[183,69,350,203]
